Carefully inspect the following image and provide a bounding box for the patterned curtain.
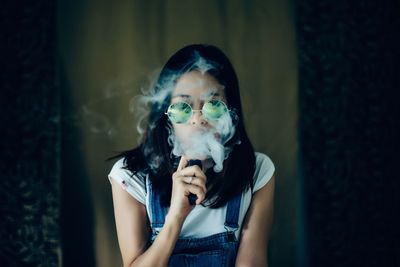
[0,1,61,266]
[296,1,399,266]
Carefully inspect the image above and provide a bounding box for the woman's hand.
[168,156,208,221]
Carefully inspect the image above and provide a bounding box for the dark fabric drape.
[0,1,61,266]
[296,1,399,266]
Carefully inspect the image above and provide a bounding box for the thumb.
[177,155,188,171]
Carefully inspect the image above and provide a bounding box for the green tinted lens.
[167,102,192,123]
[202,99,228,121]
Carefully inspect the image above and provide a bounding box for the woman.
[108,44,275,267]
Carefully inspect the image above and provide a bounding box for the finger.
[182,176,193,184]
[179,166,207,181]
[177,156,188,171]
[182,176,207,193]
[184,184,206,204]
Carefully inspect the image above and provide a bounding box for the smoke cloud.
[131,53,240,172]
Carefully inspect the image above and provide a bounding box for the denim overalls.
[146,178,242,267]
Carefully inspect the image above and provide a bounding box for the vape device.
[187,159,202,205]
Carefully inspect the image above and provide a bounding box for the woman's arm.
[111,180,185,267]
[111,157,207,267]
[235,174,275,267]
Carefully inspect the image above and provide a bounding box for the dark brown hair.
[108,44,256,208]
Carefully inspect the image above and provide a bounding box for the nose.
[190,110,207,126]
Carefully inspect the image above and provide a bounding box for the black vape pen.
[187,159,202,205]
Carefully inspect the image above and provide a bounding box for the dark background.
[1,0,399,267]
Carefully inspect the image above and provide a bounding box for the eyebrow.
[172,92,221,98]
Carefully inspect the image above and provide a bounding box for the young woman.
[108,44,275,267]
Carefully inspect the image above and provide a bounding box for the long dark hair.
[108,44,256,208]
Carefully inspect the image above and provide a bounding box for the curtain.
[296,1,399,266]
[0,1,61,266]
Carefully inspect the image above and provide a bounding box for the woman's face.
[170,71,227,146]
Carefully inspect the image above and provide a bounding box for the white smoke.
[130,53,240,172]
[167,111,239,172]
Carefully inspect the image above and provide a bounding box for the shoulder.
[109,157,135,180]
[110,157,127,172]
[109,157,146,179]
[254,152,274,170]
[252,152,275,193]
[108,157,147,204]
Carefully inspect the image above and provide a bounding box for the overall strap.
[146,177,167,228]
[224,192,242,229]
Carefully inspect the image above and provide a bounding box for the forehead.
[172,71,225,99]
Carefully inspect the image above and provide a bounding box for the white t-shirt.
[108,152,275,239]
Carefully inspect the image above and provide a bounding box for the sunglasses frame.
[164,99,230,124]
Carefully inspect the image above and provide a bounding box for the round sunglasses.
[165,99,229,124]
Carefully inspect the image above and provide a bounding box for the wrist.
[165,211,186,228]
